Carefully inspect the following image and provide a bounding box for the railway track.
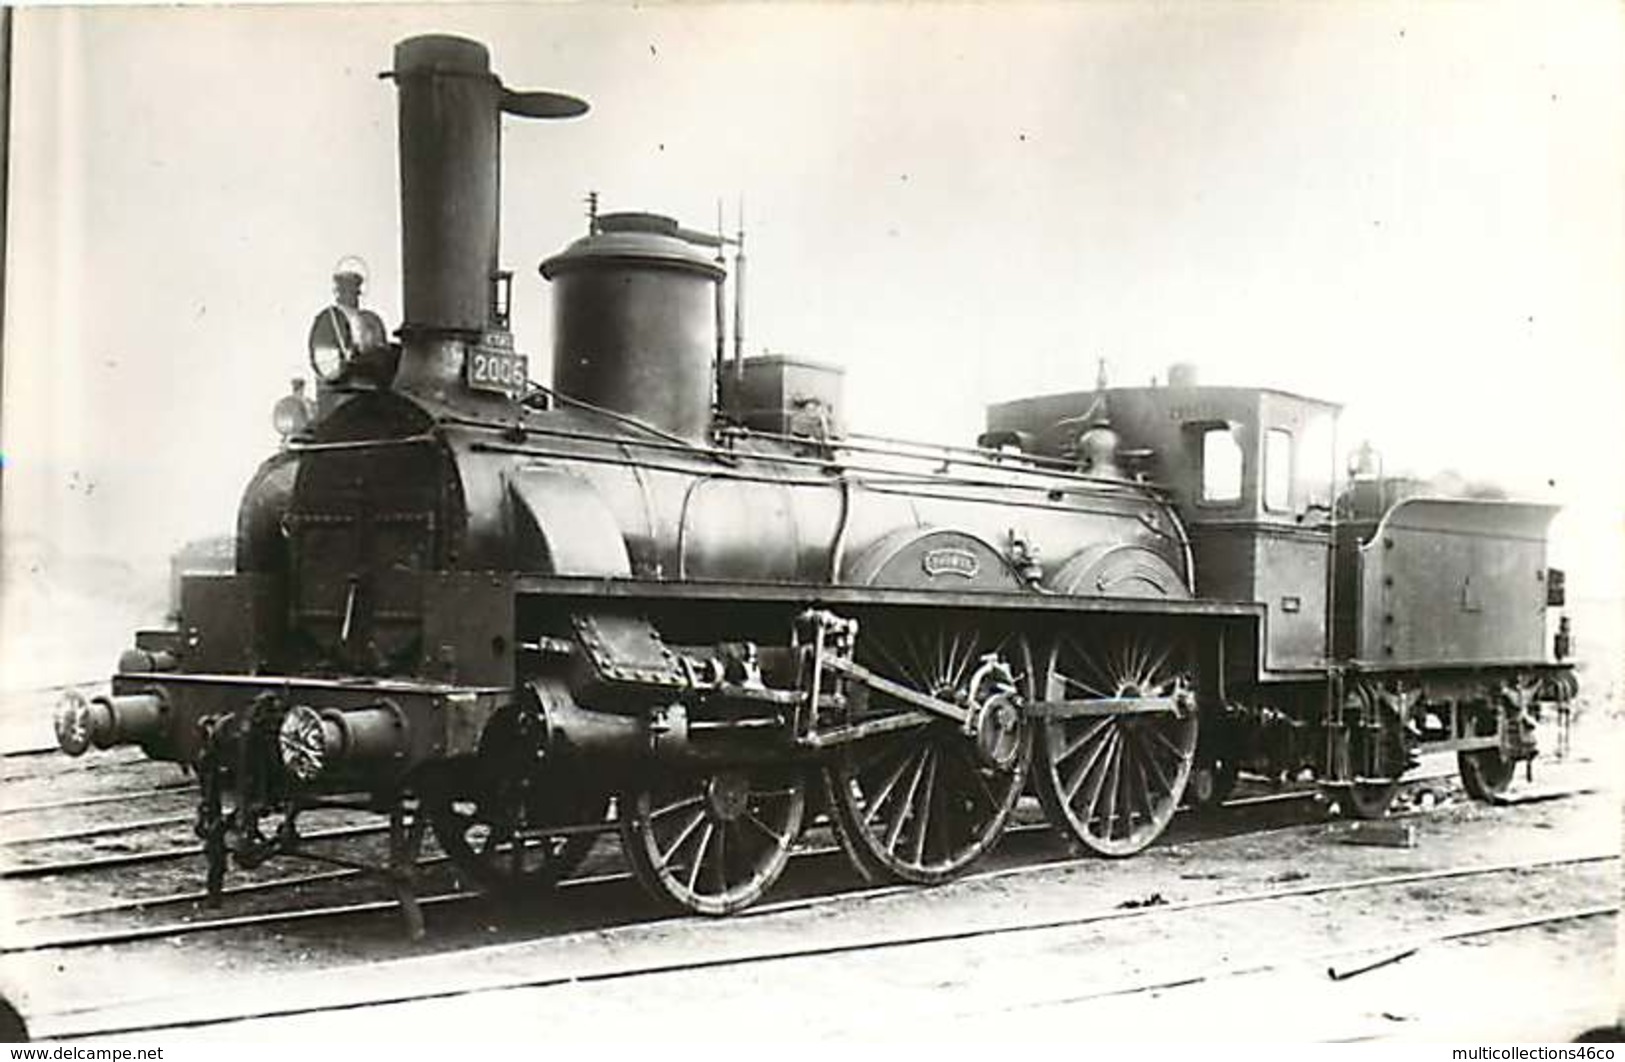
[0,783,195,819]
[0,763,1434,869]
[30,848,1616,1040]
[0,786,1353,950]
[0,777,1581,956]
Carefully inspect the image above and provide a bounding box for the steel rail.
[0,772,1539,953]
[1,768,1467,925]
[0,783,195,819]
[33,850,1616,1041]
[0,812,196,848]
[2,788,1335,949]
[993,903,1619,1016]
[0,746,146,776]
[0,821,387,880]
[0,745,66,759]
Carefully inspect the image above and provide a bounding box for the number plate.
[466,346,529,398]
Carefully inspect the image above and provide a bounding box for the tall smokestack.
[394,36,502,334]
[389,35,585,392]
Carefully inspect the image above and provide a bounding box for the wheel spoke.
[861,746,917,826]
[742,808,789,846]
[884,750,929,854]
[1120,736,1149,826]
[1146,723,1191,760]
[909,748,937,866]
[712,821,729,893]
[1061,722,1116,804]
[1057,670,1112,700]
[1143,644,1173,686]
[867,637,918,695]
[1094,733,1124,839]
[1055,716,1113,765]
[963,756,1001,815]
[904,630,932,690]
[1077,729,1119,821]
[1127,724,1174,799]
[649,793,705,821]
[685,822,715,893]
[658,806,708,866]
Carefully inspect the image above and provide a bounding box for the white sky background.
[3,2,1622,687]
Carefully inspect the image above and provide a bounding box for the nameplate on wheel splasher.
[922,547,980,579]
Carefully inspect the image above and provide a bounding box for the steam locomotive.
[54,35,1576,924]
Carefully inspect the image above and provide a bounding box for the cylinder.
[532,677,655,760]
[1168,362,1199,388]
[541,213,725,441]
[395,35,502,334]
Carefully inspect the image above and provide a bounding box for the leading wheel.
[424,705,609,895]
[1031,628,1198,856]
[427,779,608,895]
[620,765,807,916]
[822,621,1033,884]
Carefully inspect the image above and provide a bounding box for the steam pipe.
[731,227,747,380]
[714,202,727,410]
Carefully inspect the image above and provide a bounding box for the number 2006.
[470,352,526,392]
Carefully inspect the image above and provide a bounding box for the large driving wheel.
[1032,628,1199,856]
[822,621,1033,885]
[620,765,807,916]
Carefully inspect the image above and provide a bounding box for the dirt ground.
[5,711,1616,1044]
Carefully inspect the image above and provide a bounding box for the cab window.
[1264,428,1292,512]
[1200,426,1243,504]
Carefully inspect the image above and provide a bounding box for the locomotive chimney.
[389,36,585,393]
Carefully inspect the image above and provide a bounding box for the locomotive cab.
[987,376,1340,675]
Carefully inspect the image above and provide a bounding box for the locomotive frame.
[52,33,1576,927]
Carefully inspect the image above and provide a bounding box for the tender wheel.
[620,765,807,916]
[1032,628,1198,856]
[1458,748,1516,803]
[822,622,1033,884]
[1321,682,1412,820]
[1338,781,1400,819]
[427,780,608,895]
